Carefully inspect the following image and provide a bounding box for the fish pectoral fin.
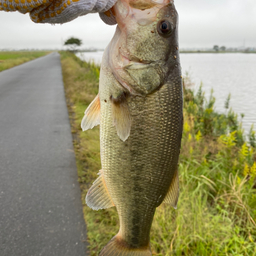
[111,96,131,142]
[81,94,100,131]
[162,168,179,209]
[86,170,115,210]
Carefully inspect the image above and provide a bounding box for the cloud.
[0,0,255,50]
[0,12,116,49]
[175,0,256,48]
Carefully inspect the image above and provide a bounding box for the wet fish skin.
[82,0,183,255]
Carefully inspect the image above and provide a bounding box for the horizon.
[1,46,256,52]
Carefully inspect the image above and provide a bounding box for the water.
[76,51,103,65]
[181,53,256,136]
[77,51,256,136]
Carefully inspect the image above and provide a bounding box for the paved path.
[0,53,88,256]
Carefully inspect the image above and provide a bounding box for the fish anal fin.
[81,94,100,131]
[110,93,131,142]
[86,170,115,210]
[162,168,179,209]
[99,234,151,256]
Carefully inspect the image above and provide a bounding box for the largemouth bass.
[81,0,183,255]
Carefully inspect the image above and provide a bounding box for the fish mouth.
[119,49,153,67]
[121,54,156,70]
[124,61,153,70]
[128,55,153,65]
[123,57,161,71]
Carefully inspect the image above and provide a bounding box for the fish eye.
[157,20,173,37]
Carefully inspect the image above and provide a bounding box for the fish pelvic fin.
[162,167,179,209]
[86,170,115,210]
[81,94,100,131]
[110,93,131,142]
[99,235,152,256]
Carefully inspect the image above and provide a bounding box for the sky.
[0,0,256,50]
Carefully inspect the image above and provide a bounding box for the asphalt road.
[0,53,88,256]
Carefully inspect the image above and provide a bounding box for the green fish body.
[82,0,183,255]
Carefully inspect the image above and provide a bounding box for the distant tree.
[64,37,82,52]
[213,45,219,52]
[220,46,226,51]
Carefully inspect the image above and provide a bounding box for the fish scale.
[97,51,182,250]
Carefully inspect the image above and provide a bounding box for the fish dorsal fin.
[86,170,115,210]
[81,94,100,131]
[111,94,131,142]
[162,168,179,209]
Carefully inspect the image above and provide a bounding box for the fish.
[81,0,183,255]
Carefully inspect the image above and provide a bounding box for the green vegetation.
[0,51,49,72]
[60,52,256,256]
[213,45,219,52]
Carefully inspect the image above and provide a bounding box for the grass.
[60,51,256,256]
[0,51,50,72]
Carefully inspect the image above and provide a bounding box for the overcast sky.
[0,0,255,50]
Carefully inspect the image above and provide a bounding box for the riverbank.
[0,51,50,72]
[60,51,256,256]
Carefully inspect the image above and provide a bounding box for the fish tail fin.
[99,235,152,256]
